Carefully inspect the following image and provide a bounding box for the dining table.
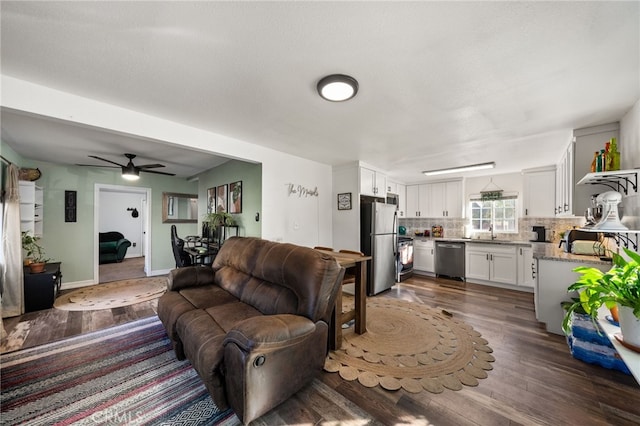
[183,245,218,266]
[317,249,372,350]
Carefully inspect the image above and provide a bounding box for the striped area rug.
[0,317,239,425]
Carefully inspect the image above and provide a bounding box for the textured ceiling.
[1,1,638,181]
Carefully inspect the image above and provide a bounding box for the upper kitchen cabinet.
[522,167,556,217]
[557,123,620,217]
[427,180,463,218]
[406,180,463,218]
[387,181,407,217]
[405,184,430,218]
[360,166,386,197]
[555,141,574,216]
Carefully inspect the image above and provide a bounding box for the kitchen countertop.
[406,235,612,265]
[410,236,533,246]
[532,243,613,265]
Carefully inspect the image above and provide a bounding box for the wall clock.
[337,192,352,210]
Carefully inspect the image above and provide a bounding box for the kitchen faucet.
[489,224,496,240]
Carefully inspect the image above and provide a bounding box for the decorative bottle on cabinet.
[609,138,621,171]
[590,151,598,173]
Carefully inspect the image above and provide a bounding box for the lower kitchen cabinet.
[535,258,609,335]
[465,244,517,285]
[24,262,62,313]
[413,239,434,274]
[516,246,535,288]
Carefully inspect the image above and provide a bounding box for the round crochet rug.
[54,277,167,311]
[324,298,494,393]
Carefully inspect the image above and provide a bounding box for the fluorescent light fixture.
[317,74,358,102]
[121,165,140,181]
[422,162,495,176]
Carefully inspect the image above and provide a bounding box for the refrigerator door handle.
[393,211,398,256]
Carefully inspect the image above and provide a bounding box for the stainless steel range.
[397,236,414,281]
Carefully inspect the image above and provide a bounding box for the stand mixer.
[591,191,627,231]
[584,194,602,227]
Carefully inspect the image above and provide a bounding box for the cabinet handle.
[531,262,536,279]
[525,208,528,216]
[490,254,493,261]
[520,248,522,255]
[486,254,489,261]
[564,203,569,212]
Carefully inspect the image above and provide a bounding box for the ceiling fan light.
[317,74,358,102]
[122,165,140,181]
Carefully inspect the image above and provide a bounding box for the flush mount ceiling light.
[121,164,140,181]
[422,161,495,176]
[317,74,358,102]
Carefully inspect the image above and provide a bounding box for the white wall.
[332,163,360,251]
[99,190,145,258]
[619,98,640,232]
[2,76,332,248]
[620,98,640,170]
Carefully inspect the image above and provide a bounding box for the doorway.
[94,184,151,283]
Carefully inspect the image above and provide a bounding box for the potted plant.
[203,211,235,244]
[21,231,50,273]
[204,211,235,228]
[562,247,640,348]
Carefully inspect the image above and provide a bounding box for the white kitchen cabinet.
[386,181,407,218]
[465,243,517,285]
[406,181,461,218]
[555,123,619,217]
[536,258,609,335]
[19,181,44,237]
[397,183,406,218]
[516,246,535,288]
[413,239,434,273]
[555,142,573,216]
[427,180,463,218]
[522,167,556,218]
[405,184,429,218]
[360,167,386,197]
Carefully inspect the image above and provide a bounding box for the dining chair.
[171,225,193,268]
[313,246,334,252]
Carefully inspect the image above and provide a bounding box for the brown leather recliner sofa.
[157,236,344,424]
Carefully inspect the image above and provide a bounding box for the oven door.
[397,238,414,281]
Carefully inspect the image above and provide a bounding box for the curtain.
[1,164,24,318]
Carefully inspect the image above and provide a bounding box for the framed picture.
[337,192,352,210]
[216,184,228,213]
[207,187,215,213]
[65,190,77,222]
[229,181,242,213]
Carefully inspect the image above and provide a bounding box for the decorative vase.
[610,305,619,323]
[28,262,46,274]
[618,305,640,348]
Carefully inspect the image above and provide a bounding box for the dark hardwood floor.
[2,274,639,425]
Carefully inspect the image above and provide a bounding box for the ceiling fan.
[77,153,175,180]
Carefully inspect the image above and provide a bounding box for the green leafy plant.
[21,231,49,263]
[203,211,235,228]
[562,247,640,334]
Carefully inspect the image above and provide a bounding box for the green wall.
[4,147,198,283]
[197,159,262,238]
[2,139,262,284]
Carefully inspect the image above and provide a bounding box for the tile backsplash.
[399,216,586,243]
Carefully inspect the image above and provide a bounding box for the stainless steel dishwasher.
[435,241,465,280]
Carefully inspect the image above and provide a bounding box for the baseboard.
[61,270,169,290]
[61,279,95,290]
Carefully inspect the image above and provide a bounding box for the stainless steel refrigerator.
[361,201,398,296]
